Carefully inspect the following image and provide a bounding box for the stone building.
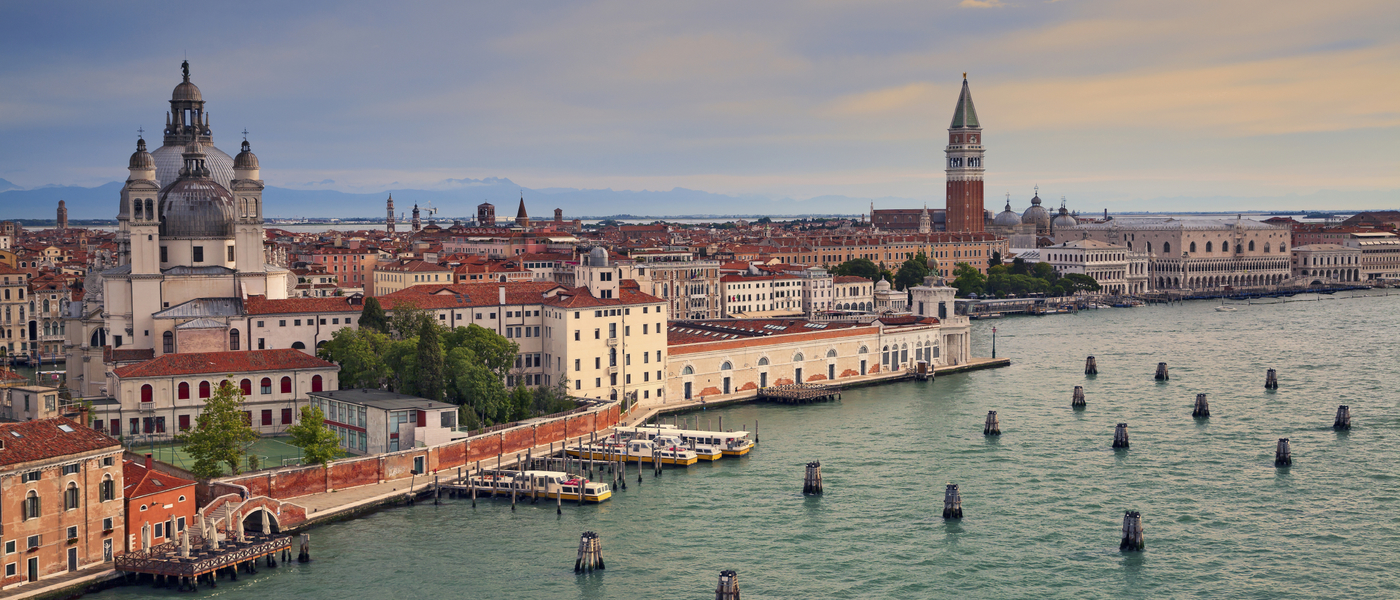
[1038,239,1149,294]
[1054,217,1292,291]
[1291,244,1362,282]
[945,75,985,233]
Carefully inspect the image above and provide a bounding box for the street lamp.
[991,326,997,359]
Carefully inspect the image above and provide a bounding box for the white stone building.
[1344,232,1400,281]
[1055,217,1291,291]
[1291,244,1362,282]
[307,389,458,455]
[1039,239,1149,294]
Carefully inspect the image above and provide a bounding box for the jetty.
[758,383,840,404]
[114,532,290,590]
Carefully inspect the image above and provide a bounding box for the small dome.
[184,140,204,156]
[993,200,1020,227]
[129,138,155,170]
[1052,204,1077,229]
[875,278,892,291]
[1021,194,1050,230]
[588,246,609,267]
[158,179,235,239]
[172,80,202,102]
[233,140,259,170]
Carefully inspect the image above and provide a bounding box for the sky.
[1,0,1397,214]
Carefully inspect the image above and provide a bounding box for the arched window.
[65,482,79,511]
[100,475,115,502]
[792,352,804,363]
[239,379,253,395]
[858,345,868,354]
[140,384,153,403]
[720,361,732,370]
[681,365,694,375]
[1163,242,1171,254]
[1278,243,1285,252]
[757,357,769,366]
[1205,242,1212,252]
[229,329,240,351]
[1249,240,1255,251]
[178,382,190,400]
[291,341,306,350]
[826,349,837,358]
[280,376,292,394]
[199,381,211,398]
[1190,242,1197,253]
[260,378,272,394]
[162,331,174,354]
[1264,243,1270,253]
[91,328,106,347]
[882,345,890,366]
[1222,242,1229,253]
[24,491,39,520]
[311,375,324,393]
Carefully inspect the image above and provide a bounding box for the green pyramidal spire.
[949,75,980,129]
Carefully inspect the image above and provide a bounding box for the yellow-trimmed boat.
[466,470,612,503]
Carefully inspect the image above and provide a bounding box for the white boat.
[466,469,612,503]
[1215,305,1237,312]
[615,424,755,457]
[568,437,699,466]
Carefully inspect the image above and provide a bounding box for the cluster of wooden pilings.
[574,532,605,573]
[716,569,741,600]
[802,462,823,495]
[942,484,963,519]
[983,411,1001,435]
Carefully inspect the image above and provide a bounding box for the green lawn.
[125,437,346,475]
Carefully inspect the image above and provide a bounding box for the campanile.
[945,75,985,233]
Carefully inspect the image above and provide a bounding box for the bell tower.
[944,74,985,233]
[231,138,266,276]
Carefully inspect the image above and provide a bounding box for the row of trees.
[829,252,933,290]
[322,298,575,430]
[951,257,1101,298]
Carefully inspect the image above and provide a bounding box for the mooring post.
[557,481,563,515]
[297,533,311,563]
[942,483,962,519]
[1085,355,1098,376]
[511,472,517,511]
[1155,362,1169,381]
[619,458,626,490]
[1112,423,1130,448]
[1334,405,1351,430]
[434,475,440,505]
[984,411,1000,436]
[1275,438,1292,466]
[1119,511,1144,551]
[1192,393,1210,418]
[802,461,823,495]
[716,570,741,600]
[1072,386,1086,408]
[1265,368,1279,390]
[755,419,759,443]
[637,449,643,484]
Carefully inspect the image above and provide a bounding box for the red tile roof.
[123,457,195,499]
[379,281,566,310]
[104,347,155,364]
[245,295,363,315]
[0,368,26,384]
[833,276,871,284]
[0,418,121,469]
[113,349,336,379]
[542,287,664,309]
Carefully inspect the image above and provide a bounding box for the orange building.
[0,418,123,588]
[122,455,196,553]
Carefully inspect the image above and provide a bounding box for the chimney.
[76,406,90,428]
[145,453,153,469]
[498,286,506,305]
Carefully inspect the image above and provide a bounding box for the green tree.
[178,380,259,478]
[358,296,389,334]
[894,252,931,290]
[989,251,1003,268]
[831,258,881,281]
[951,262,986,298]
[387,301,434,341]
[287,406,341,466]
[1032,261,1058,281]
[416,320,445,402]
[1010,257,1031,276]
[319,327,394,389]
[1062,273,1101,293]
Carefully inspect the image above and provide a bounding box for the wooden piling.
[575,532,605,573]
[1071,386,1086,408]
[1275,438,1292,466]
[1265,368,1279,390]
[1119,511,1144,551]
[1334,405,1351,430]
[802,461,823,495]
[1154,362,1169,381]
[1085,355,1098,376]
[716,570,740,600]
[297,533,310,563]
[1112,423,1130,449]
[942,484,962,519]
[1192,393,1210,418]
[983,411,1000,436]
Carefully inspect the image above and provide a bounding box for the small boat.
[466,469,612,503]
[1215,305,1237,312]
[615,425,755,457]
[568,437,699,466]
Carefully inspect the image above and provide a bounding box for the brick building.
[0,418,124,588]
[122,454,195,552]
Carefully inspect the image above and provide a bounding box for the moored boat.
[567,437,699,466]
[466,469,612,503]
[616,424,755,457]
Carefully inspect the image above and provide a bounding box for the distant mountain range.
[0,177,1393,220]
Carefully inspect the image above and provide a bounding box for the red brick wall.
[383,454,417,480]
[329,458,377,490]
[268,466,325,499]
[437,441,467,470]
[501,427,533,455]
[537,420,564,446]
[469,434,500,463]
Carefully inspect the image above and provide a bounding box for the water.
[93,291,1400,599]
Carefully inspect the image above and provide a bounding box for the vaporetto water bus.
[567,437,700,466]
[466,470,612,503]
[614,424,756,457]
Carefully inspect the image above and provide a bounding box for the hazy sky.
[2,0,1397,212]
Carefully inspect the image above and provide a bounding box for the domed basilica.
[70,62,290,398]
[987,185,1079,248]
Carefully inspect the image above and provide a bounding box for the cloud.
[960,0,1005,7]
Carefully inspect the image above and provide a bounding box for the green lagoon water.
[94,291,1400,599]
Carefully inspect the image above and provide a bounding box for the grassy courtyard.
[124,437,344,476]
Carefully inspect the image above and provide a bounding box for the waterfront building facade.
[1344,232,1400,281]
[1038,239,1149,294]
[122,454,195,552]
[1054,218,1291,290]
[1291,245,1362,282]
[831,276,874,312]
[0,418,124,588]
[307,389,459,455]
[720,273,803,318]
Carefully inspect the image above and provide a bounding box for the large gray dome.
[1052,204,1077,229]
[159,179,236,239]
[993,201,1020,227]
[1021,194,1050,230]
[152,142,234,190]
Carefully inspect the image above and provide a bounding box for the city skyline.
[1,0,1397,214]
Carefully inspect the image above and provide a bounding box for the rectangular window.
[320,319,327,325]
[178,415,190,430]
[257,321,264,328]
[625,326,630,336]
[153,523,163,539]
[177,517,185,532]
[258,338,265,349]
[103,517,113,531]
[282,408,293,424]
[25,536,38,550]
[154,417,166,433]
[594,328,600,339]
[574,330,580,341]
[5,564,13,578]
[160,246,167,262]
[261,410,273,426]
[332,318,339,324]
[21,471,39,483]
[574,359,580,371]
[62,464,79,475]
[279,320,286,327]
[595,357,600,369]
[643,324,648,335]
[228,246,235,262]
[192,246,204,262]
[576,380,582,390]
[294,319,302,326]
[595,378,601,388]
[5,541,14,555]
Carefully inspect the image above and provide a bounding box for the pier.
[114,532,290,589]
[758,384,840,404]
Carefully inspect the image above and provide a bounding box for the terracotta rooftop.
[0,418,121,469]
[113,349,336,379]
[667,318,868,345]
[245,295,363,315]
[379,281,566,310]
[124,456,196,499]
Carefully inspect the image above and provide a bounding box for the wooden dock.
[114,532,289,582]
[757,384,840,404]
